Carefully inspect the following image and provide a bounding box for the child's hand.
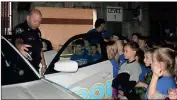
[152,63,163,78]
[136,82,148,88]
[169,89,177,100]
[118,90,124,96]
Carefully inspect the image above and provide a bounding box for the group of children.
[106,33,177,100]
[70,39,102,66]
[69,30,177,99]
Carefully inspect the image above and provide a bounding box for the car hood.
[2,79,81,99]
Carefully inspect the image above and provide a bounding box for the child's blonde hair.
[153,48,177,76]
[106,41,118,60]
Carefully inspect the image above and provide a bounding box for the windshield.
[1,39,39,85]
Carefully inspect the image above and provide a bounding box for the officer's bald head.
[28,9,42,17]
[27,9,42,30]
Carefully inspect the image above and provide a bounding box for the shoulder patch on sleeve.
[16,28,24,34]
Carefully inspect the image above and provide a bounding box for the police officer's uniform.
[13,20,43,72]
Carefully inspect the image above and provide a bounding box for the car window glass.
[1,39,39,86]
[59,38,102,67]
[42,38,53,52]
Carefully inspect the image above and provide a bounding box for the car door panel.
[69,60,113,99]
[45,60,113,99]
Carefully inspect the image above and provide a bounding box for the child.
[112,42,142,99]
[111,32,122,41]
[155,51,177,100]
[135,48,151,82]
[147,48,176,99]
[106,41,119,78]
[119,41,142,81]
[134,48,155,100]
[147,53,177,100]
[106,41,120,99]
[83,39,90,55]
[139,36,148,52]
[70,39,90,66]
[131,33,141,43]
[116,40,127,65]
[90,44,102,62]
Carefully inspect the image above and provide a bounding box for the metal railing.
[1,2,11,36]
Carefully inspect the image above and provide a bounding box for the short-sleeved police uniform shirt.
[13,21,43,66]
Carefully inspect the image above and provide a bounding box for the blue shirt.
[87,29,111,39]
[90,53,102,63]
[83,49,89,55]
[139,64,151,82]
[87,29,111,44]
[110,59,119,78]
[70,52,91,66]
[119,54,127,65]
[145,75,176,99]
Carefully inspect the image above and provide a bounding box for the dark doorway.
[149,2,177,40]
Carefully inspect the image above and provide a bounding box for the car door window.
[60,41,74,61]
[41,38,53,52]
[45,33,108,74]
[1,39,39,86]
[60,38,103,67]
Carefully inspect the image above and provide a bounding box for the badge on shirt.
[16,28,24,34]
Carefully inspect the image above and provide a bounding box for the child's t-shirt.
[118,60,142,82]
[135,70,153,100]
[110,59,119,78]
[139,64,151,82]
[119,54,127,65]
[156,76,176,94]
[70,53,91,66]
[91,53,102,62]
[145,75,176,99]
[83,49,89,55]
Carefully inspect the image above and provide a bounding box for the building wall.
[35,7,94,50]
[12,2,150,38]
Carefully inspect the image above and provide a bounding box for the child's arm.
[148,74,159,99]
[148,63,163,99]
[149,90,167,99]
[135,82,148,88]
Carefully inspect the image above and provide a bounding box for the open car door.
[44,33,114,99]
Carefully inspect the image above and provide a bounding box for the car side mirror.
[54,60,78,72]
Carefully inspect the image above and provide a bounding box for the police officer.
[13,9,46,74]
